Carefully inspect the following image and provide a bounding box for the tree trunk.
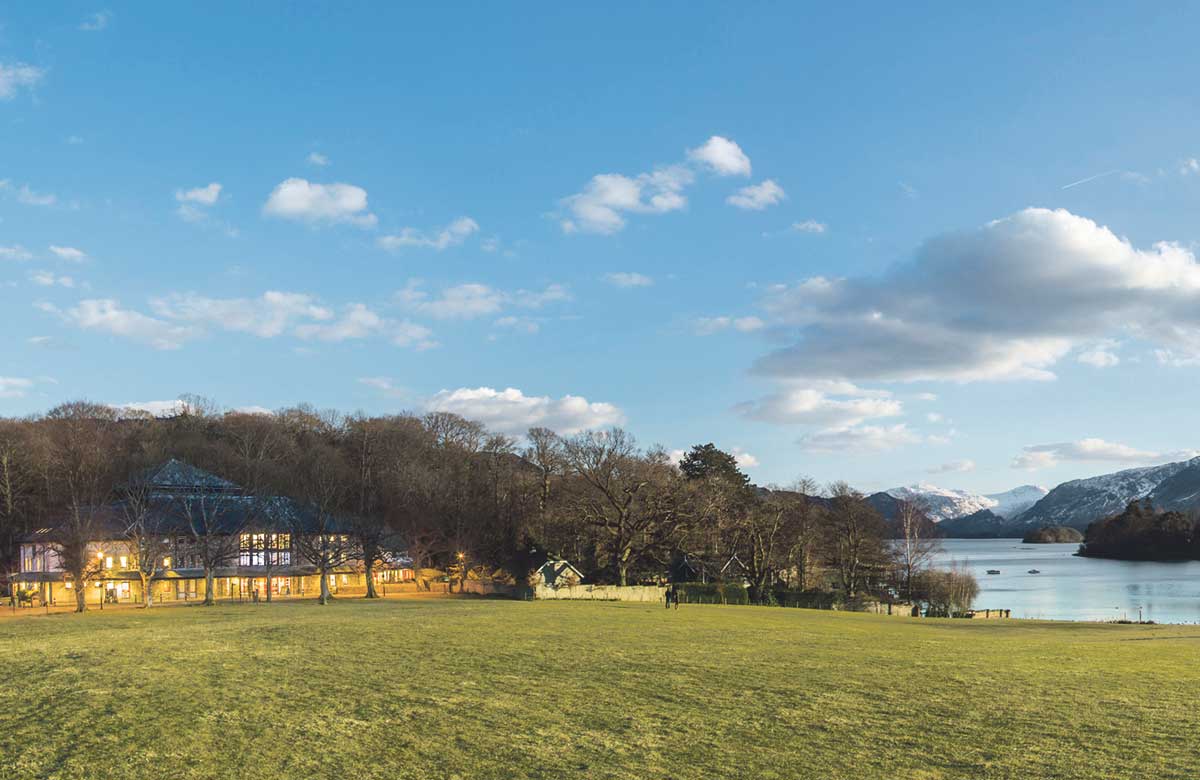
[203,568,216,605]
[618,562,628,586]
[318,570,332,605]
[74,581,87,613]
[142,575,152,608]
[364,559,379,598]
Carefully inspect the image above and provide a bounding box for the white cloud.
[925,412,943,423]
[1011,438,1200,470]
[398,281,569,320]
[727,179,785,210]
[0,62,44,100]
[1181,158,1200,176]
[378,217,479,251]
[494,315,540,334]
[560,167,693,234]
[792,219,828,234]
[358,377,413,399]
[79,11,111,31]
[732,447,759,469]
[735,382,902,427]
[754,208,1200,386]
[48,245,86,262]
[1077,343,1120,367]
[176,182,222,205]
[52,299,200,350]
[694,315,764,335]
[263,178,376,227]
[426,386,624,435]
[928,459,976,474]
[307,152,330,167]
[150,291,333,338]
[687,136,752,177]
[17,185,55,207]
[0,377,34,398]
[799,424,921,453]
[914,392,938,401]
[291,303,437,349]
[0,245,33,261]
[604,272,654,288]
[30,270,74,288]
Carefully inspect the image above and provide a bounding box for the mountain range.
[893,455,1200,537]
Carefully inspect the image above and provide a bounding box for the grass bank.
[2,598,1197,779]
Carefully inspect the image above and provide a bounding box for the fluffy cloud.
[687,136,752,177]
[0,377,34,398]
[176,182,221,205]
[727,179,785,210]
[378,217,479,251]
[263,178,376,227]
[30,270,74,287]
[560,167,693,234]
[50,299,200,350]
[49,245,86,262]
[604,272,654,288]
[928,459,976,474]
[754,208,1200,385]
[694,315,764,335]
[0,245,33,261]
[398,281,569,320]
[1011,439,1199,470]
[799,424,921,453]
[735,383,903,427]
[792,219,828,234]
[150,291,333,338]
[425,386,624,435]
[0,62,44,100]
[294,303,436,349]
[560,135,760,234]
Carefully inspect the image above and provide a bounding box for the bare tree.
[562,430,691,585]
[175,490,250,605]
[823,482,889,599]
[121,477,171,607]
[524,427,565,519]
[894,499,942,601]
[288,443,358,605]
[38,402,123,612]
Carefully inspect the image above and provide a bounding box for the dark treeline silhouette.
[1080,499,1200,560]
[1,398,969,612]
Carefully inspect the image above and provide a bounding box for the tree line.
[0,399,977,614]
[1079,499,1200,561]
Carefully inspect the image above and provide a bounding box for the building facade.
[11,459,414,607]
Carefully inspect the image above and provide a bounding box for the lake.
[931,538,1200,623]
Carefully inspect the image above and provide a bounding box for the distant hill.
[1022,526,1084,543]
[1016,457,1200,530]
[937,509,1020,538]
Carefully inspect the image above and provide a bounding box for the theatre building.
[12,459,413,607]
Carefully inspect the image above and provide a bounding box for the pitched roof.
[143,458,239,493]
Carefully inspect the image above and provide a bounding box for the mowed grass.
[2,600,1199,780]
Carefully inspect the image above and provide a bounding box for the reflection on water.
[930,539,1200,623]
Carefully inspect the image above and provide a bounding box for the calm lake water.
[931,538,1200,623]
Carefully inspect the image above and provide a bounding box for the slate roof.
[22,460,353,541]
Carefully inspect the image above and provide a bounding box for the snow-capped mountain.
[985,485,1048,519]
[886,483,1049,523]
[1017,457,1200,529]
[885,484,997,522]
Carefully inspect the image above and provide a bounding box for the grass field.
[2,598,1199,780]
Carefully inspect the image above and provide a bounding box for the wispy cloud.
[378,217,479,251]
[0,62,45,100]
[79,10,112,31]
[603,272,654,288]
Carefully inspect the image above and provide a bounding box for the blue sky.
[4,2,1200,494]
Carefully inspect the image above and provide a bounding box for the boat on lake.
[986,569,1001,575]
[1028,569,1041,574]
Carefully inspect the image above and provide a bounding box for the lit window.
[105,556,113,569]
[64,581,73,589]
[162,557,172,568]
[119,556,128,569]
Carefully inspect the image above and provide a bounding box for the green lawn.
[2,599,1198,780]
